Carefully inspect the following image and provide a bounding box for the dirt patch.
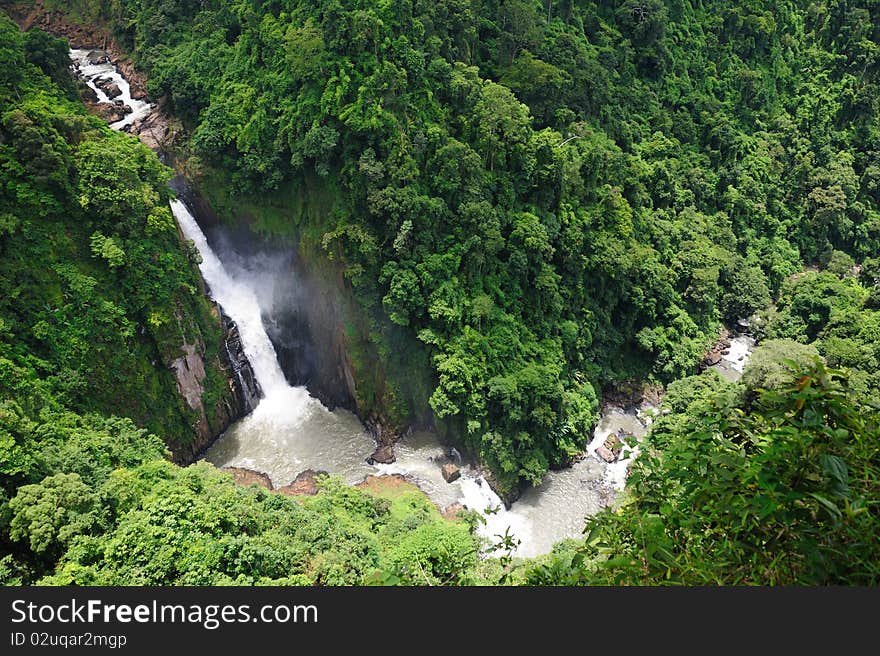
[275,469,327,496]
[355,473,416,496]
[222,466,274,490]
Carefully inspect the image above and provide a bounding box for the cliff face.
[171,169,428,447]
[164,304,260,464]
[287,236,431,448]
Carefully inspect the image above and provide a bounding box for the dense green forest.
[30,0,878,495]
[0,0,878,585]
[0,13,246,455]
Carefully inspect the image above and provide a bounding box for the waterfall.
[71,48,762,562]
[171,200,292,394]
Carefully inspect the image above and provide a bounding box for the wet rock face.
[366,444,396,465]
[220,311,261,413]
[171,343,207,412]
[441,462,461,483]
[596,433,627,463]
[264,272,358,416]
[91,103,127,123]
[703,330,732,369]
[125,110,173,151]
[85,50,110,65]
[94,76,121,99]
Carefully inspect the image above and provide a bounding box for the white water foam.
[722,334,756,373]
[69,49,153,130]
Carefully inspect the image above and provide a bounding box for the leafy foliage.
[526,362,880,585]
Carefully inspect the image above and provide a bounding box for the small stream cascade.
[69,49,152,130]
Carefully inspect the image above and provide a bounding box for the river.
[69,49,153,130]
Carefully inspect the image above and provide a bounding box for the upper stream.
[69,49,153,130]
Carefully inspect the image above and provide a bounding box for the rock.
[104,82,122,99]
[93,76,123,100]
[704,350,722,366]
[441,462,461,483]
[86,50,110,65]
[366,444,395,465]
[221,313,261,413]
[596,445,617,463]
[92,102,126,123]
[605,434,624,458]
[481,469,520,508]
[223,467,273,490]
[357,473,411,493]
[441,502,466,521]
[80,84,98,104]
[276,469,327,496]
[131,110,173,151]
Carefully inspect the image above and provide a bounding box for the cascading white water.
[171,200,376,480]
[172,200,291,393]
[69,49,153,130]
[169,198,536,553]
[170,198,662,558]
[712,334,757,382]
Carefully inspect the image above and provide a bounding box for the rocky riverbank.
[13,3,177,151]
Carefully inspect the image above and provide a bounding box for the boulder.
[94,76,122,100]
[103,82,122,99]
[86,50,110,65]
[441,462,461,483]
[276,469,327,496]
[80,84,98,104]
[441,502,466,520]
[595,445,617,463]
[131,110,172,151]
[704,350,722,366]
[605,434,624,456]
[366,444,395,465]
[93,103,126,123]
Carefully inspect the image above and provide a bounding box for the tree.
[741,339,822,393]
[0,14,24,91]
[8,473,99,557]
